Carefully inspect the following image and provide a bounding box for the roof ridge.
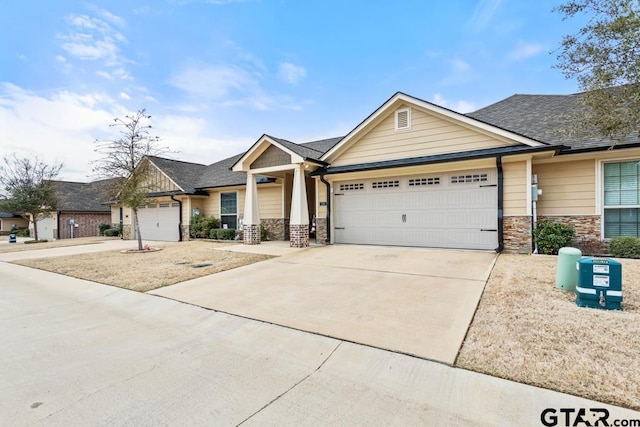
[147,155,208,167]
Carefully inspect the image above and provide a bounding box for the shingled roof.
[146,156,208,194]
[53,178,121,212]
[194,136,343,189]
[466,91,639,150]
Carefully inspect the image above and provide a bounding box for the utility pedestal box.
[576,258,622,310]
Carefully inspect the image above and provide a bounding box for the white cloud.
[278,62,307,84]
[509,41,544,60]
[432,93,477,113]
[0,84,126,181]
[56,10,131,79]
[468,0,502,31]
[169,63,303,111]
[119,92,131,100]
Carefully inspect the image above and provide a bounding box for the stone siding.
[180,225,190,241]
[536,215,601,241]
[261,218,288,241]
[503,216,533,254]
[123,224,133,240]
[315,217,328,244]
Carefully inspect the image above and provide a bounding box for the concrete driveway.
[151,244,497,365]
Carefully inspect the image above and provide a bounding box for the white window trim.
[220,190,239,229]
[395,107,411,131]
[598,157,640,239]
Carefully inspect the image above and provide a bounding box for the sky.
[0,0,587,182]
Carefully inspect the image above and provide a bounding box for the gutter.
[319,173,331,243]
[170,195,183,242]
[495,155,504,253]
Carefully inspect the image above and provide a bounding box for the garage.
[333,170,498,250]
[136,202,180,242]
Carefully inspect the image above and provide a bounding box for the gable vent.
[395,108,411,131]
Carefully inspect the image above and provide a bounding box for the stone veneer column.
[289,164,309,248]
[503,216,533,254]
[243,173,261,245]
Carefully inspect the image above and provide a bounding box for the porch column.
[289,164,309,248]
[243,172,261,245]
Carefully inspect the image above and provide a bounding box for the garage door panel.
[137,204,180,242]
[334,171,498,250]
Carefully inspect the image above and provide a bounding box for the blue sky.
[1,0,585,181]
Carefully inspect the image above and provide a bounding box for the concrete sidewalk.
[2,261,638,425]
[151,244,497,365]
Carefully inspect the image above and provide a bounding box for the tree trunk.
[31,217,39,241]
[133,208,143,251]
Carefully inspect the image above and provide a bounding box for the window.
[220,192,238,229]
[372,180,399,189]
[409,177,440,186]
[604,161,640,238]
[395,108,411,131]
[339,183,364,191]
[450,173,488,184]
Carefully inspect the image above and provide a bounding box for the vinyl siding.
[533,159,596,215]
[331,105,515,167]
[143,163,180,192]
[503,161,528,216]
[258,185,283,218]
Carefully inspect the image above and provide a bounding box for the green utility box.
[576,258,622,310]
[555,247,582,292]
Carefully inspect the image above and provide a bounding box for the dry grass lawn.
[0,236,109,253]
[13,241,273,292]
[456,254,640,411]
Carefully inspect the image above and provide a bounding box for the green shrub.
[209,228,221,239]
[533,221,575,255]
[104,228,120,237]
[190,215,221,239]
[16,228,29,237]
[216,228,236,240]
[260,223,269,240]
[608,236,640,258]
[98,223,111,236]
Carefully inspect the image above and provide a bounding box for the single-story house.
[32,178,119,240]
[0,212,29,235]
[114,89,640,253]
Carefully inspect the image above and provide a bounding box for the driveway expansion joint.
[236,342,343,426]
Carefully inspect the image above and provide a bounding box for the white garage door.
[137,203,180,242]
[36,217,54,240]
[334,170,498,250]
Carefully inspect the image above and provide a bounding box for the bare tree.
[555,0,640,142]
[0,154,63,241]
[93,109,172,250]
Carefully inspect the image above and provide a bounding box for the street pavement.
[1,259,638,426]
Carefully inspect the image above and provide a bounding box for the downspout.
[170,195,183,242]
[319,173,331,244]
[56,211,61,240]
[496,156,504,253]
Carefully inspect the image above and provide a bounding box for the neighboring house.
[0,212,29,235]
[32,178,119,239]
[115,89,640,253]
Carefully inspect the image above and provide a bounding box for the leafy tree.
[0,154,63,241]
[93,109,172,250]
[555,0,640,141]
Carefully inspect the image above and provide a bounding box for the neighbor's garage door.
[333,170,498,250]
[137,202,180,242]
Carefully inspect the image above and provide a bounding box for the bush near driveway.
[456,254,640,411]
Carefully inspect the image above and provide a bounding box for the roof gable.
[322,92,546,165]
[145,156,208,194]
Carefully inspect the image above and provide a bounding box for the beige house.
[114,90,640,253]
[0,213,29,235]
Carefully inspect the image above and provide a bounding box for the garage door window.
[220,192,238,229]
[604,161,640,238]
